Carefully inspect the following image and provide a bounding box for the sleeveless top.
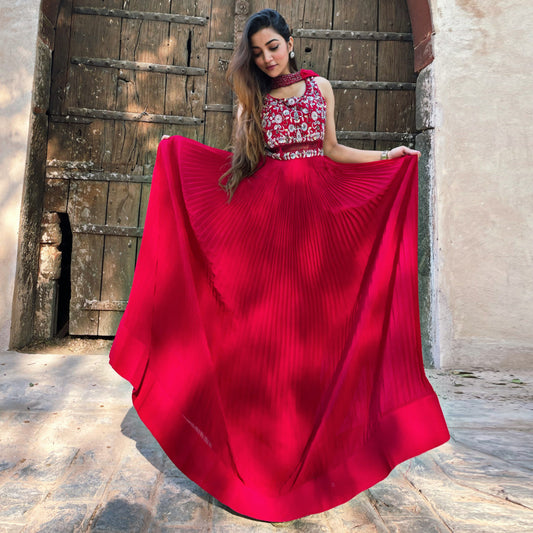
[261,77,327,160]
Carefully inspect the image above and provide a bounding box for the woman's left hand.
[388,146,421,159]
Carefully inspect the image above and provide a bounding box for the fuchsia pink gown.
[110,71,449,521]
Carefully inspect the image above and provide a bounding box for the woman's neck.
[270,70,303,89]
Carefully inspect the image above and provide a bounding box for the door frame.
[10,0,437,364]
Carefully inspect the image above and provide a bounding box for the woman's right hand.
[161,135,170,141]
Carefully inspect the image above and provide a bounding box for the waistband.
[265,140,324,160]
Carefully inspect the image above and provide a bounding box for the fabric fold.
[110,135,449,521]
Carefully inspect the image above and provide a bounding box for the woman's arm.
[315,77,420,163]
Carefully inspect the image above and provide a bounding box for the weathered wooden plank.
[280,0,306,33]
[99,180,141,334]
[248,0,276,14]
[72,6,207,25]
[83,299,127,311]
[375,90,416,150]
[163,0,209,143]
[66,14,120,111]
[204,104,233,112]
[49,0,73,116]
[47,122,98,163]
[117,0,169,120]
[336,130,415,142]
[108,122,158,173]
[43,178,69,212]
[379,0,412,33]
[297,0,332,75]
[136,182,151,262]
[46,159,97,170]
[376,0,416,150]
[50,114,92,124]
[294,29,412,41]
[204,110,233,149]
[330,80,415,90]
[204,0,235,148]
[65,107,203,125]
[68,180,108,335]
[71,56,206,76]
[72,0,123,7]
[330,0,378,150]
[46,169,152,183]
[71,224,143,237]
[207,41,234,49]
[64,10,120,173]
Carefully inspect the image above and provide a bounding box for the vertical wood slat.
[204,0,235,148]
[68,180,108,335]
[330,0,377,150]
[99,181,142,335]
[376,0,416,149]
[164,0,209,142]
[66,5,120,335]
[49,0,73,116]
[297,0,332,75]
[97,0,166,334]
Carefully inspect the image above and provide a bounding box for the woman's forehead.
[250,27,284,48]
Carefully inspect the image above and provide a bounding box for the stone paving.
[0,350,532,532]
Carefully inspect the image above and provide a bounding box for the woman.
[110,8,449,522]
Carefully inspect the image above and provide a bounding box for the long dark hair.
[220,9,298,201]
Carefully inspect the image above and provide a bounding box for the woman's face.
[250,27,293,78]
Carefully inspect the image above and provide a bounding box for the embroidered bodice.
[261,77,327,160]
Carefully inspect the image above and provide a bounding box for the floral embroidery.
[262,77,327,160]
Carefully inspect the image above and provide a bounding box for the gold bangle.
[380,150,389,160]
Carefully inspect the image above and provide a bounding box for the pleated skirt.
[110,135,449,521]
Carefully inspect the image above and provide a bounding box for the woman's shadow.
[119,406,256,522]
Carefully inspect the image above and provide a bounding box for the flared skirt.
[109,135,449,521]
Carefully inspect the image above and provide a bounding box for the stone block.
[11,448,78,484]
[25,503,88,533]
[52,468,108,501]
[416,129,435,367]
[415,63,434,131]
[90,498,151,532]
[155,475,211,526]
[0,483,44,520]
[33,278,58,339]
[41,212,62,245]
[39,244,61,279]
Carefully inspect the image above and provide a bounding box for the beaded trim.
[270,71,304,89]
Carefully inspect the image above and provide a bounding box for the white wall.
[431,0,533,368]
[0,0,41,350]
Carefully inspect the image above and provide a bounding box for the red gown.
[110,71,449,521]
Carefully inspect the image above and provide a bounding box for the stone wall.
[1,0,42,350]
[430,0,533,368]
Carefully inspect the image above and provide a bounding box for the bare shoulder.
[314,76,333,98]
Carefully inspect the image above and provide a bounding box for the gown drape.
[109,73,449,522]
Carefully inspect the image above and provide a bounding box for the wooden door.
[46,0,234,335]
[44,0,415,337]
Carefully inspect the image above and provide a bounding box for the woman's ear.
[288,36,294,53]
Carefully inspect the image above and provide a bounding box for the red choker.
[270,71,304,89]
